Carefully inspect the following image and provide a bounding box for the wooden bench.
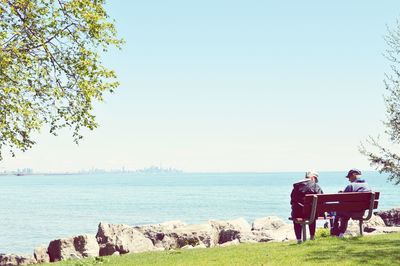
[291,191,380,241]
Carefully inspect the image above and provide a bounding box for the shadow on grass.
[304,236,400,265]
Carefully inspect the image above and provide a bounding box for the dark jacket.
[290,179,323,218]
[343,179,371,192]
[338,179,371,218]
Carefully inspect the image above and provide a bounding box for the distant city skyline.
[0,165,183,175]
[1,1,400,172]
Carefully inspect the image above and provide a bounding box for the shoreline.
[1,208,400,265]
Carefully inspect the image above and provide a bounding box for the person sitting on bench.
[290,170,323,244]
[335,169,371,238]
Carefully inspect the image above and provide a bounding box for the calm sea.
[0,171,399,254]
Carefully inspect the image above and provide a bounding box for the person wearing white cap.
[290,170,323,244]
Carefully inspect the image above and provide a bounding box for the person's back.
[291,179,323,216]
[343,178,370,192]
[336,169,371,237]
[290,170,323,243]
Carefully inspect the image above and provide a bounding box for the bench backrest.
[303,192,380,218]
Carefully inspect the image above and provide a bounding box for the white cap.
[305,170,319,179]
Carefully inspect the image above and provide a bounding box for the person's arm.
[290,188,295,205]
[343,184,353,192]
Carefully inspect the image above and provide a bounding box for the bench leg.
[359,220,363,236]
[302,224,307,242]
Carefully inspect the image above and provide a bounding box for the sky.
[2,0,400,173]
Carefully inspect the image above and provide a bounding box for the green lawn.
[43,233,400,266]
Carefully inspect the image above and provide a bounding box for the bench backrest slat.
[302,192,379,218]
[304,192,380,204]
[304,201,379,216]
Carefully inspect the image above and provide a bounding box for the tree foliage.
[0,0,122,160]
[361,20,400,185]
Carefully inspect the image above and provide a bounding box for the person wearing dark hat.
[336,169,371,238]
[290,170,323,244]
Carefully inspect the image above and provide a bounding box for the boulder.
[154,235,177,250]
[192,243,207,249]
[96,222,154,256]
[33,245,49,263]
[209,218,252,244]
[0,254,36,266]
[375,208,400,226]
[240,231,275,243]
[339,216,389,236]
[250,217,294,242]
[134,220,187,234]
[48,234,99,262]
[166,223,219,249]
[219,239,240,247]
[343,220,361,236]
[372,226,400,234]
[134,220,187,250]
[364,215,386,228]
[252,216,286,231]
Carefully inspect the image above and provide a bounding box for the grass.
[42,233,400,266]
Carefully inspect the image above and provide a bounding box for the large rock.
[255,224,295,242]
[135,220,187,234]
[375,208,400,226]
[48,234,99,262]
[219,239,240,247]
[249,216,294,242]
[96,222,154,256]
[209,218,252,244]
[343,215,385,236]
[134,220,187,250]
[239,231,275,243]
[166,223,219,249]
[343,220,363,236]
[252,216,286,231]
[0,254,36,266]
[33,245,49,264]
[364,214,386,228]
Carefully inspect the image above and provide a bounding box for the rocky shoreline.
[1,208,400,266]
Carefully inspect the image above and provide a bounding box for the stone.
[166,223,219,249]
[209,218,252,244]
[271,225,295,242]
[47,234,99,262]
[134,220,187,250]
[0,254,36,266]
[181,245,193,250]
[252,216,286,231]
[251,217,295,242]
[344,220,362,236]
[219,239,240,247]
[112,251,120,256]
[134,220,187,234]
[343,215,388,236]
[375,208,400,226]
[364,214,386,228]
[33,245,49,263]
[96,222,154,256]
[374,226,400,233]
[192,243,207,249]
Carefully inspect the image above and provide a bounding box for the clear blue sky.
[2,1,400,172]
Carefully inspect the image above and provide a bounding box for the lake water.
[0,171,399,254]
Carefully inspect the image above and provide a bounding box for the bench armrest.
[361,192,376,221]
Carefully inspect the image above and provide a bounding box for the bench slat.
[303,201,378,216]
[301,192,379,218]
[304,192,379,204]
